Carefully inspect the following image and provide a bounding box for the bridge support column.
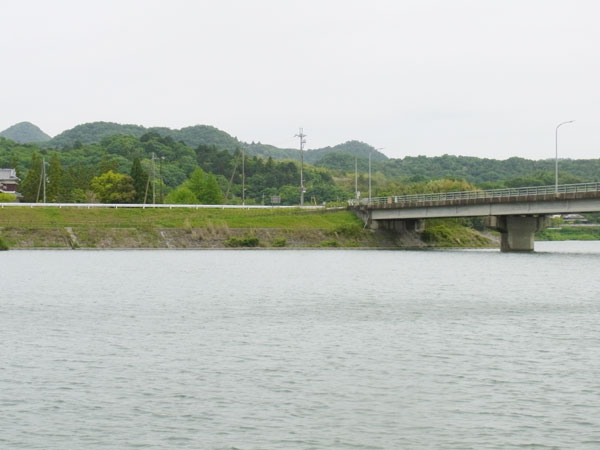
[486,215,549,252]
[375,218,425,233]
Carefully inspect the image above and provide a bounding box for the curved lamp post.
[555,120,574,193]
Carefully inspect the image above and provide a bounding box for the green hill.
[49,122,146,146]
[48,122,242,150]
[247,140,388,164]
[306,141,388,164]
[0,122,51,143]
[45,122,390,164]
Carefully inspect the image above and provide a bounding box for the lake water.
[2,242,600,449]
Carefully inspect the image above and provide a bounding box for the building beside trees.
[0,168,21,200]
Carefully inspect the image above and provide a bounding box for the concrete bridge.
[350,182,600,251]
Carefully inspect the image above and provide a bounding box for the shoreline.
[0,206,499,251]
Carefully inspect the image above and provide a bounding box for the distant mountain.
[49,122,146,147]
[0,122,51,143]
[246,140,388,164]
[48,122,242,151]
[45,122,391,163]
[306,141,388,164]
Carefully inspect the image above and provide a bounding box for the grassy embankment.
[0,207,495,250]
[536,226,600,241]
[0,207,373,249]
[421,218,495,248]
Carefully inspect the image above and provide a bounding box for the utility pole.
[159,156,165,203]
[354,156,358,200]
[242,146,245,205]
[43,158,46,203]
[36,158,45,203]
[152,153,156,204]
[42,157,47,203]
[295,128,306,206]
[368,151,372,203]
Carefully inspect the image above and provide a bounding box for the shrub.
[183,218,193,234]
[421,224,453,243]
[320,239,340,247]
[329,223,363,238]
[0,193,17,202]
[272,237,287,247]
[224,235,260,247]
[0,236,9,251]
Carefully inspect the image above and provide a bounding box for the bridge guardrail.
[349,182,600,207]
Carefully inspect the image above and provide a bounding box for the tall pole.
[42,157,46,203]
[242,146,245,205]
[368,151,372,202]
[152,152,156,204]
[295,128,306,206]
[159,156,165,203]
[354,156,358,199]
[555,120,574,194]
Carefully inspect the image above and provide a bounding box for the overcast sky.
[1,0,599,160]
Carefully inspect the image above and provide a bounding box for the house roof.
[0,168,18,180]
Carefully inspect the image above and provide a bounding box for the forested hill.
[0,122,51,144]
[45,121,388,163]
[246,140,388,164]
[316,152,600,186]
[1,131,600,207]
[48,122,241,150]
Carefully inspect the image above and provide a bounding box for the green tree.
[46,153,63,202]
[20,152,43,202]
[184,167,223,204]
[99,153,120,175]
[90,170,136,203]
[199,173,224,204]
[130,157,149,203]
[164,186,198,204]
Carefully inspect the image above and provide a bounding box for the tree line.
[1,132,599,205]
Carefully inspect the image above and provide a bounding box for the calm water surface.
[2,242,600,449]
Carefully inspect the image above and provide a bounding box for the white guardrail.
[349,182,600,207]
[0,203,325,210]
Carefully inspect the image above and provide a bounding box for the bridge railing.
[349,182,600,207]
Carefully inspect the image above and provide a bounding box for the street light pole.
[555,120,574,193]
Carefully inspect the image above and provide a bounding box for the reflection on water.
[2,242,600,449]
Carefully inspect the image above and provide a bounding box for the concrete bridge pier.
[374,218,425,233]
[354,208,424,233]
[485,215,549,252]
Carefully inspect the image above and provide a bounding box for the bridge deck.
[367,190,600,210]
[351,182,600,219]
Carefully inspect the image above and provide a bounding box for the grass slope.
[421,219,494,248]
[0,207,374,249]
[0,207,356,229]
[0,207,496,249]
[536,226,600,241]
